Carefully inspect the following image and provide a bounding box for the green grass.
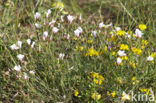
[0,0,156,102]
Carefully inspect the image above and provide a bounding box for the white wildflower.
[99,22,105,29]
[29,70,35,75]
[118,50,126,57]
[67,15,74,23]
[10,44,19,50]
[117,58,122,65]
[35,23,41,29]
[14,65,21,72]
[43,31,48,40]
[46,9,52,18]
[115,27,121,31]
[31,41,35,48]
[147,56,154,61]
[27,39,31,45]
[17,41,22,48]
[59,53,65,59]
[52,27,59,34]
[135,29,143,38]
[17,54,24,61]
[34,12,41,20]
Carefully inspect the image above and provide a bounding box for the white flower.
[67,15,74,23]
[52,27,59,34]
[117,58,122,65]
[17,41,22,48]
[14,65,21,72]
[49,20,56,25]
[31,41,35,48]
[115,27,121,31]
[10,44,19,50]
[35,23,41,29]
[147,56,154,61]
[99,22,105,29]
[43,31,48,40]
[27,39,31,45]
[17,54,24,61]
[78,27,83,33]
[29,70,35,75]
[91,30,97,37]
[74,29,80,37]
[34,12,41,20]
[59,53,65,59]
[118,50,126,57]
[46,9,51,18]
[23,72,29,80]
[122,92,130,100]
[135,29,143,38]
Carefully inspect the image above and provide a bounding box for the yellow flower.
[146,89,150,95]
[132,77,135,81]
[104,46,107,51]
[132,47,142,55]
[80,46,84,51]
[142,40,148,46]
[117,30,125,36]
[93,78,99,84]
[122,56,128,60]
[138,24,147,30]
[91,72,104,85]
[52,1,64,9]
[74,89,79,97]
[112,91,116,97]
[86,48,99,56]
[107,91,110,96]
[112,52,116,56]
[151,52,156,57]
[91,92,101,100]
[120,44,129,50]
[87,40,92,43]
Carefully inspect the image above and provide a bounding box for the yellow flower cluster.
[131,77,139,85]
[122,56,128,60]
[74,89,79,97]
[117,30,125,36]
[129,61,137,69]
[120,44,129,50]
[132,47,142,55]
[90,72,104,85]
[138,24,147,30]
[111,91,116,97]
[86,48,99,56]
[75,46,84,51]
[91,91,101,100]
[141,40,148,49]
[107,91,116,97]
[52,1,64,9]
[151,52,156,57]
[139,88,150,95]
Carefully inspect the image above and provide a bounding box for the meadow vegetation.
[0,0,156,102]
